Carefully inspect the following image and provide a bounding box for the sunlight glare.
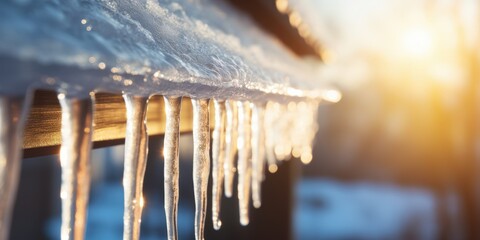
[401,26,433,58]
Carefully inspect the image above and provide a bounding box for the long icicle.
[251,103,266,209]
[122,95,149,240]
[223,100,238,198]
[58,93,95,240]
[237,101,252,226]
[0,95,31,240]
[191,99,210,240]
[163,96,182,240]
[264,102,278,174]
[211,99,226,230]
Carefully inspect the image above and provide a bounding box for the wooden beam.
[23,90,213,158]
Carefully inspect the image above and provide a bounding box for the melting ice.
[58,93,94,240]
[122,95,149,240]
[0,96,30,240]
[211,99,226,230]
[163,96,182,240]
[191,99,211,240]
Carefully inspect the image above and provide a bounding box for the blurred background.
[8,0,480,239]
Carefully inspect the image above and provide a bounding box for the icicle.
[237,101,252,226]
[163,96,182,240]
[224,100,238,198]
[58,93,94,240]
[296,101,320,165]
[191,99,210,240]
[122,95,149,240]
[211,99,226,230]
[273,103,292,161]
[251,103,265,209]
[264,102,278,173]
[0,95,30,240]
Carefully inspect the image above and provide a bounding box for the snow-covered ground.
[294,179,438,240]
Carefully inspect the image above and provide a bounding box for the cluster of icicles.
[0,92,319,240]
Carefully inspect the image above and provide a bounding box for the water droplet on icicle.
[58,93,94,240]
[122,95,150,240]
[211,99,226,230]
[191,99,210,240]
[251,103,266,209]
[237,101,252,226]
[223,100,238,198]
[163,96,182,240]
[0,96,30,240]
